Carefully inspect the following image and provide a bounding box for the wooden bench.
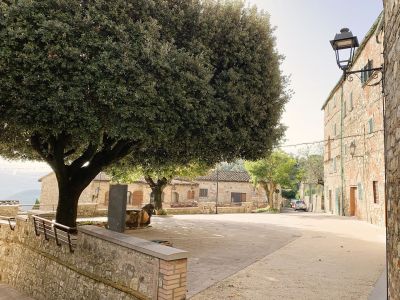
[0,215,16,230]
[32,215,77,253]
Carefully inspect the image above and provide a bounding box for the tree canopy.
[0,0,288,226]
[245,150,298,208]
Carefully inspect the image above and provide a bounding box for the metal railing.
[0,215,16,230]
[32,215,77,253]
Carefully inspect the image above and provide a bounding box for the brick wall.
[383,0,400,297]
[158,259,187,300]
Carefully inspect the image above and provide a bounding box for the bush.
[253,207,280,214]
[156,209,168,216]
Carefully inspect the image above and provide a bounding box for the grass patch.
[252,207,280,214]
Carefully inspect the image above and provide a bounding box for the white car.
[294,200,307,211]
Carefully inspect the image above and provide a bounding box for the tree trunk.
[145,176,168,211]
[54,174,88,228]
[152,186,164,210]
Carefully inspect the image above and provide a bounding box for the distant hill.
[5,189,41,206]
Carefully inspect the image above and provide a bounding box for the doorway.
[350,187,357,217]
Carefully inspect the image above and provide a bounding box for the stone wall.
[383,0,400,297]
[0,217,188,300]
[197,180,267,204]
[322,14,385,226]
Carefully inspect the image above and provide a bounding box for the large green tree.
[245,150,298,209]
[0,0,288,226]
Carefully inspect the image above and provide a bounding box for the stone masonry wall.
[384,0,400,298]
[323,15,385,226]
[0,205,19,217]
[0,217,188,300]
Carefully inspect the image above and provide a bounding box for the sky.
[0,1,384,198]
[248,0,383,147]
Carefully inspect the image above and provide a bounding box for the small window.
[231,192,246,203]
[361,60,373,84]
[333,157,337,173]
[199,188,208,197]
[357,183,363,201]
[368,118,374,134]
[349,92,353,111]
[373,181,379,204]
[327,137,331,160]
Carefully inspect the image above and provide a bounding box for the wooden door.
[350,187,357,216]
[132,191,143,207]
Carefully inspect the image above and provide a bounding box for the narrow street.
[130,211,386,299]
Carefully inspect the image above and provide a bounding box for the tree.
[245,150,298,209]
[108,161,210,210]
[0,0,288,226]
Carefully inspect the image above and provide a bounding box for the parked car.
[290,199,297,208]
[294,200,307,211]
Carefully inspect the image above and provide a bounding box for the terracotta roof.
[196,170,250,182]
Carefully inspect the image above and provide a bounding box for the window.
[361,60,373,84]
[231,193,246,203]
[327,137,331,160]
[357,183,363,201]
[373,181,379,204]
[199,188,208,197]
[349,92,353,111]
[343,101,347,117]
[333,157,337,173]
[368,118,374,134]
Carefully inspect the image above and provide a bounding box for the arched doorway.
[172,192,179,203]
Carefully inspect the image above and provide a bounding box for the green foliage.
[245,150,299,190]
[281,189,296,199]
[32,198,40,210]
[0,0,288,224]
[107,161,210,184]
[253,207,279,213]
[217,160,246,172]
[297,153,324,185]
[156,209,168,216]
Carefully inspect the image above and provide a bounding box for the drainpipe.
[340,72,346,216]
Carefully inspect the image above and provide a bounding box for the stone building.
[38,170,271,210]
[322,13,385,226]
[39,172,198,210]
[196,170,268,206]
[383,0,400,297]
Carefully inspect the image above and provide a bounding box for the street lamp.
[330,28,359,71]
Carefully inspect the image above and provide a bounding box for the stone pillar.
[383,1,400,298]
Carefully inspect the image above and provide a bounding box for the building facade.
[322,14,385,226]
[196,171,267,206]
[39,170,269,210]
[383,0,400,296]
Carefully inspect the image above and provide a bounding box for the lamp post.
[215,167,219,214]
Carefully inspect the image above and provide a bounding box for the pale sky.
[0,1,384,197]
[249,0,383,147]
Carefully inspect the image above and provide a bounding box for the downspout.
[340,72,346,216]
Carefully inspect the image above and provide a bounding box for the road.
[129,210,386,299]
